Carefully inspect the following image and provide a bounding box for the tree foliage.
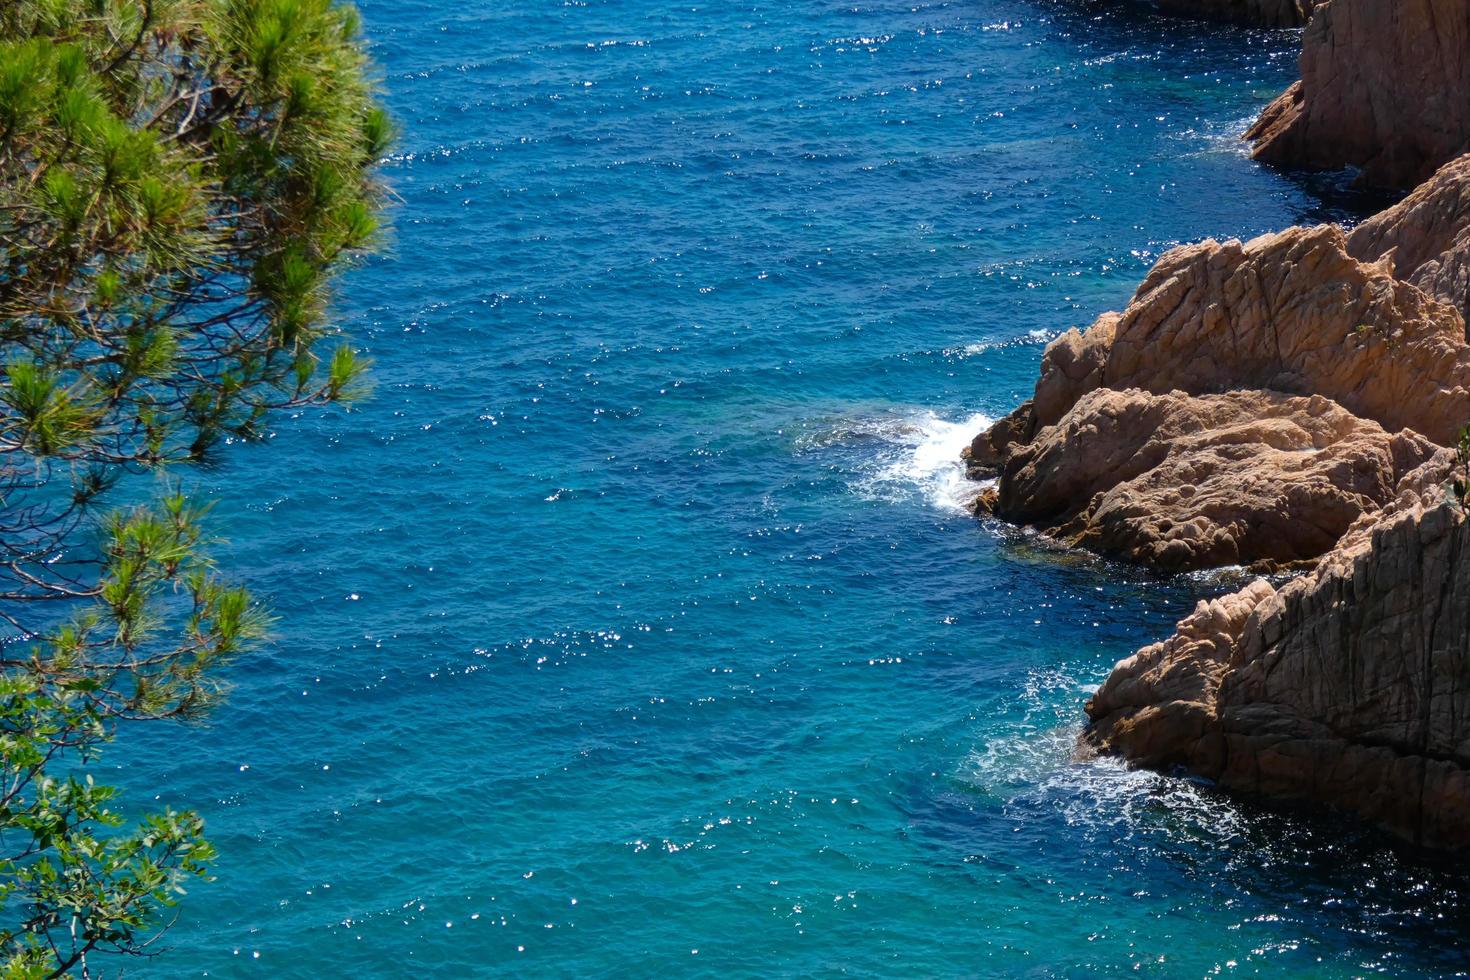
[0,0,387,973]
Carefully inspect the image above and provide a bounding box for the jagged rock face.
[1348,154,1470,328]
[1085,463,1470,851]
[1247,0,1470,189]
[1006,225,1470,447]
[1154,0,1320,26]
[980,388,1439,572]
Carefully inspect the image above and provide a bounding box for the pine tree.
[0,1,388,973]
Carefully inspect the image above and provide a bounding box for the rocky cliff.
[1247,0,1470,189]
[1085,465,1470,851]
[969,154,1470,847]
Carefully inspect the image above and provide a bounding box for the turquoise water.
[118,0,1470,976]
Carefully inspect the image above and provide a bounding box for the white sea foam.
[1171,114,1267,159]
[961,666,1252,846]
[949,328,1054,359]
[846,410,994,512]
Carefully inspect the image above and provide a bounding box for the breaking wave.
[799,409,994,513]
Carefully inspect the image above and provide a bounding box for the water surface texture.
[125,0,1470,975]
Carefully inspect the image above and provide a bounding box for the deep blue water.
[116,0,1470,976]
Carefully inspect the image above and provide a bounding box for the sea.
[120,0,1470,975]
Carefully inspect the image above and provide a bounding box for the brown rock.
[960,148,1470,845]
[970,223,1470,574]
[1027,225,1470,447]
[992,387,1439,571]
[1033,315,1116,430]
[1085,457,1470,851]
[1348,154,1470,328]
[963,400,1036,478]
[1247,0,1470,190]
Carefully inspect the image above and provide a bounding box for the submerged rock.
[1247,0,1470,189]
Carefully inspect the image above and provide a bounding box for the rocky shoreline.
[974,0,1470,849]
